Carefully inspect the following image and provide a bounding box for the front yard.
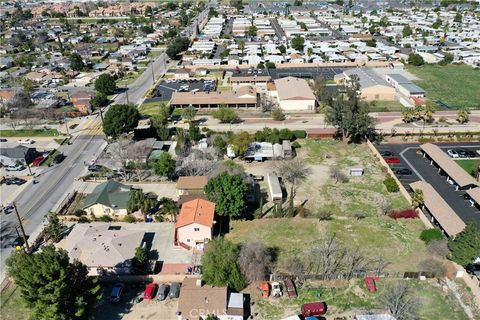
[0,129,60,137]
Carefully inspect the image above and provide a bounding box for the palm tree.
[307,47,313,62]
[411,189,424,208]
[456,107,470,124]
[159,197,179,222]
[402,109,414,123]
[422,104,436,126]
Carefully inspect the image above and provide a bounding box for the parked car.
[110,283,124,302]
[447,149,459,158]
[465,150,476,158]
[384,157,401,164]
[284,279,297,298]
[52,153,65,164]
[380,150,394,157]
[144,283,158,300]
[395,168,413,175]
[301,301,327,317]
[2,204,14,214]
[88,165,99,172]
[31,155,45,166]
[18,139,34,144]
[5,164,25,171]
[157,284,169,301]
[5,177,26,185]
[169,282,181,299]
[364,277,377,293]
[457,149,469,158]
[0,138,7,142]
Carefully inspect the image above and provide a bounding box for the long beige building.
[269,76,316,112]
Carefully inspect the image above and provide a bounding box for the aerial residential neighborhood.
[1,0,480,320]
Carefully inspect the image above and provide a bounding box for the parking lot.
[375,142,480,225]
[153,79,217,101]
[226,66,346,80]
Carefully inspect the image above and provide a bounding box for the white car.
[5,164,25,171]
[18,139,34,145]
[476,150,480,156]
[447,149,459,158]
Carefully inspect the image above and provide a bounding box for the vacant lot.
[456,159,480,177]
[249,279,470,320]
[407,64,480,109]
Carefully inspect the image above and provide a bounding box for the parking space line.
[399,147,425,181]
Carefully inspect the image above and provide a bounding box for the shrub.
[78,216,90,223]
[317,209,333,220]
[98,215,113,222]
[420,229,444,244]
[292,130,307,139]
[271,108,285,121]
[352,211,367,220]
[123,215,136,223]
[383,176,399,192]
[73,209,86,217]
[292,141,301,149]
[389,209,418,220]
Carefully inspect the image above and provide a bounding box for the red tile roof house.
[174,199,215,250]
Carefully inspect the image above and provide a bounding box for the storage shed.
[306,128,338,139]
[267,173,283,203]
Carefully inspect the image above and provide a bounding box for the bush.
[292,130,307,139]
[383,176,399,192]
[420,229,444,244]
[389,209,418,220]
[317,209,333,220]
[78,216,90,223]
[73,209,87,217]
[271,108,285,121]
[123,215,136,223]
[292,141,301,149]
[98,215,113,222]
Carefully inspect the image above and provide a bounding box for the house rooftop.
[176,176,208,190]
[83,180,133,210]
[177,278,227,320]
[176,198,215,229]
[274,76,315,101]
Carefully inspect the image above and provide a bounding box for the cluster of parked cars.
[380,151,413,176]
[447,148,480,159]
[247,68,263,75]
[109,282,181,303]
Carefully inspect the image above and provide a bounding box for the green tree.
[325,76,374,142]
[205,172,247,218]
[69,53,85,71]
[454,12,462,23]
[90,92,108,110]
[213,106,238,123]
[152,152,176,177]
[228,131,253,157]
[166,37,190,60]
[448,223,480,267]
[408,53,425,66]
[182,106,197,122]
[158,197,178,221]
[155,124,170,140]
[44,212,67,242]
[152,103,171,127]
[278,44,286,54]
[247,25,257,37]
[188,122,202,141]
[94,73,117,95]
[212,135,227,154]
[102,104,140,138]
[291,36,305,51]
[127,190,157,219]
[411,188,424,208]
[134,246,148,266]
[6,245,101,320]
[420,229,444,244]
[402,24,413,37]
[201,237,245,291]
[439,52,454,65]
[271,107,285,121]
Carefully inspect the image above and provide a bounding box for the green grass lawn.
[407,64,480,109]
[455,159,480,177]
[369,100,406,112]
[0,285,29,320]
[138,101,169,116]
[0,129,60,137]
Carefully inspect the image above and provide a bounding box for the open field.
[407,64,480,109]
[0,129,60,137]
[138,101,169,116]
[369,100,406,112]
[0,285,29,320]
[249,279,470,320]
[455,159,480,177]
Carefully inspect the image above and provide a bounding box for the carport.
[410,181,466,237]
[420,143,479,191]
[466,188,480,208]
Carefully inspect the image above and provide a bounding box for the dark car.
[3,204,14,215]
[53,153,66,164]
[465,150,476,158]
[381,151,394,157]
[284,279,297,298]
[110,283,124,302]
[457,149,469,158]
[157,284,169,301]
[169,282,181,299]
[0,138,7,142]
[5,177,26,185]
[396,168,413,175]
[88,165,99,172]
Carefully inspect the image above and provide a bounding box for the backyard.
[407,64,480,109]
[455,159,480,177]
[0,285,29,320]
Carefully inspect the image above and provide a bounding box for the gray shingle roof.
[83,180,133,210]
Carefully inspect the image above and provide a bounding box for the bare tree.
[176,148,218,176]
[330,167,349,184]
[237,242,273,284]
[107,137,155,180]
[380,282,421,320]
[419,258,447,277]
[381,199,392,215]
[427,239,449,259]
[278,256,305,277]
[258,93,277,113]
[276,159,311,216]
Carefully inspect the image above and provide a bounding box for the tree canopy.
[408,53,425,66]
[166,37,190,60]
[448,223,480,267]
[69,53,85,71]
[94,73,117,95]
[291,36,305,51]
[213,107,238,123]
[325,76,374,142]
[152,152,176,178]
[102,104,140,138]
[204,172,247,218]
[228,131,253,157]
[201,237,245,291]
[7,245,101,320]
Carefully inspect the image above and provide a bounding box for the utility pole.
[22,150,32,176]
[64,113,70,136]
[13,202,30,252]
[150,58,155,84]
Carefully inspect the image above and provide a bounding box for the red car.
[284,279,297,298]
[364,277,377,293]
[301,301,327,317]
[144,283,158,300]
[31,155,44,166]
[384,157,401,164]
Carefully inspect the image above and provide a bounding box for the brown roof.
[420,143,479,188]
[178,194,208,206]
[409,181,466,236]
[71,91,94,100]
[177,278,227,320]
[0,90,15,101]
[176,176,208,190]
[274,77,315,101]
[229,76,272,83]
[176,199,215,229]
[267,82,276,91]
[466,188,480,205]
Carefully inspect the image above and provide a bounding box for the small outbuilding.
[306,128,338,139]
